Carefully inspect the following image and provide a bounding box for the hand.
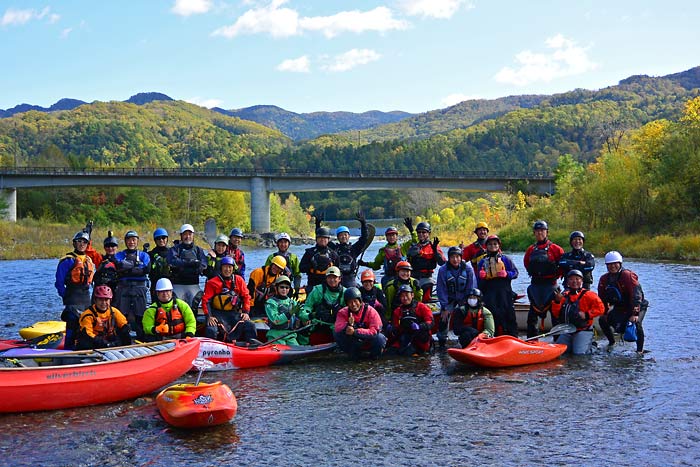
[345,325,355,336]
[403,217,413,233]
[432,237,440,249]
[142,242,150,252]
[84,220,93,237]
[410,321,420,332]
[155,323,169,335]
[315,213,324,229]
[629,315,639,323]
[93,337,108,348]
[348,314,355,326]
[553,287,563,302]
[497,269,507,278]
[207,316,218,327]
[478,269,487,279]
[355,210,366,224]
[358,260,369,267]
[478,332,489,340]
[240,312,250,321]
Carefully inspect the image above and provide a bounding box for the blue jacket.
[436,260,477,309]
[114,249,150,281]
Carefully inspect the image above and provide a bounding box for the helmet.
[229,228,243,238]
[73,231,90,243]
[326,266,341,276]
[277,232,291,243]
[221,256,235,266]
[271,255,287,270]
[215,234,229,245]
[533,220,548,231]
[385,226,399,235]
[153,228,168,240]
[485,235,501,246]
[336,226,350,236]
[474,221,489,233]
[179,224,194,234]
[566,269,584,278]
[344,287,362,303]
[569,231,585,245]
[604,251,623,264]
[124,230,139,240]
[360,269,376,282]
[103,232,119,247]
[316,227,332,238]
[447,246,462,258]
[395,260,412,272]
[155,278,174,291]
[467,288,482,298]
[93,285,113,299]
[416,221,431,233]
[398,284,414,295]
[274,275,291,287]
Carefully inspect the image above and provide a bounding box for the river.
[1,240,699,467]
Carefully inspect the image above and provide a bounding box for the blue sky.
[2,0,699,113]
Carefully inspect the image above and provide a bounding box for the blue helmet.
[153,228,168,240]
[336,226,350,236]
[221,256,235,266]
[229,228,243,238]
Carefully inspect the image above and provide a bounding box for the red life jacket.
[407,242,437,275]
[461,308,485,331]
[383,246,403,276]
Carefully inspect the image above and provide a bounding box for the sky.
[1,0,699,114]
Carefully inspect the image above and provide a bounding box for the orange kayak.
[448,335,567,368]
[157,381,237,428]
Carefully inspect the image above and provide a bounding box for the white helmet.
[277,232,292,243]
[179,224,194,234]
[155,278,174,291]
[604,251,623,264]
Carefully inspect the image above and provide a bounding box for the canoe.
[447,335,567,368]
[156,381,237,428]
[19,321,66,340]
[197,337,336,371]
[0,339,200,413]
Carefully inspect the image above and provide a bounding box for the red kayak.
[0,339,200,413]
[448,335,567,368]
[0,333,65,352]
[197,337,336,371]
[157,381,237,428]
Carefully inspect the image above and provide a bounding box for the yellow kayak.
[19,320,66,339]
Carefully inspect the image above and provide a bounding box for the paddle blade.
[363,223,376,253]
[204,218,217,247]
[549,323,577,336]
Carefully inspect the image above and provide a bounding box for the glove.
[84,220,93,238]
[497,269,507,278]
[403,217,413,233]
[356,210,366,224]
[410,321,420,331]
[315,213,324,230]
[185,332,194,338]
[142,242,150,252]
[358,260,369,267]
[432,237,440,250]
[155,323,170,335]
[479,269,487,279]
[93,337,108,348]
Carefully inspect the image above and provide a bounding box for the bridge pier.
[1,188,17,222]
[250,177,270,233]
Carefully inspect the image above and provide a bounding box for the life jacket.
[155,301,186,336]
[468,241,488,271]
[254,266,278,304]
[446,262,471,297]
[227,247,245,272]
[268,297,295,330]
[560,290,589,328]
[84,305,117,338]
[336,243,356,275]
[389,278,420,309]
[361,286,383,310]
[457,307,485,331]
[314,283,344,324]
[350,304,370,330]
[310,248,333,276]
[407,241,437,275]
[94,258,118,288]
[482,255,506,279]
[61,252,95,286]
[527,241,558,277]
[210,275,241,312]
[149,249,171,279]
[399,302,420,330]
[383,245,404,276]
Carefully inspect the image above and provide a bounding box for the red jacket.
[462,241,487,269]
[597,269,643,315]
[334,304,383,337]
[202,274,251,315]
[552,289,605,330]
[391,301,434,352]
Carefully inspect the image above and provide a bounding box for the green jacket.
[143,298,197,338]
[265,295,301,345]
[457,305,496,338]
[265,252,302,290]
[384,277,423,318]
[300,283,345,324]
[364,232,417,271]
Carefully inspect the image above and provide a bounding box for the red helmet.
[360,269,376,282]
[486,235,501,246]
[93,285,113,299]
[395,260,413,272]
[385,226,399,235]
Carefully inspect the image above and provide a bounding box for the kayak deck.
[448,335,567,368]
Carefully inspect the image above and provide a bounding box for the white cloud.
[321,49,381,72]
[494,34,598,86]
[397,0,474,19]
[441,93,481,107]
[276,55,310,73]
[60,27,72,38]
[212,1,408,39]
[1,6,54,26]
[186,97,224,108]
[171,0,213,17]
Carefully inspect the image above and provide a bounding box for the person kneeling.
[77,285,132,350]
[265,276,302,345]
[334,287,386,359]
[386,285,433,356]
[143,278,197,341]
[452,288,495,348]
[551,270,605,355]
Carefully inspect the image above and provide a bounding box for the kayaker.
[265,275,302,345]
[383,261,423,320]
[167,224,208,311]
[113,230,150,341]
[55,230,96,349]
[322,211,368,288]
[265,232,301,297]
[81,220,103,268]
[436,246,477,348]
[404,218,445,301]
[358,269,387,321]
[358,226,412,288]
[386,284,433,355]
[205,234,234,279]
[143,278,197,341]
[523,220,565,338]
[299,227,340,289]
[452,288,495,348]
[299,266,345,345]
[93,231,120,295]
[76,285,131,350]
[247,255,287,317]
[597,251,649,354]
[559,231,596,290]
[148,228,171,301]
[201,257,256,343]
[551,270,605,354]
[462,221,490,271]
[226,227,247,278]
[334,287,386,359]
[476,235,520,337]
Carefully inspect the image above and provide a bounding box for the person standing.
[476,235,519,337]
[324,212,369,288]
[358,226,411,288]
[462,221,490,271]
[148,228,171,301]
[113,230,150,341]
[226,228,247,279]
[167,224,208,310]
[299,227,340,289]
[143,278,196,341]
[404,218,446,301]
[559,231,596,290]
[265,232,301,296]
[76,285,131,350]
[435,246,477,348]
[93,231,120,295]
[334,287,386,359]
[205,234,233,279]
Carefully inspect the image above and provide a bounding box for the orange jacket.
[552,289,604,330]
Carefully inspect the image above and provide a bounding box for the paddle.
[192,357,214,385]
[249,322,315,349]
[524,323,577,342]
[354,222,376,276]
[204,218,218,248]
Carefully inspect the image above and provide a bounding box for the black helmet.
[416,221,431,233]
[398,284,414,295]
[533,220,548,231]
[315,227,332,238]
[447,246,462,257]
[103,230,119,247]
[344,287,362,303]
[566,269,584,279]
[467,288,482,298]
[569,230,585,245]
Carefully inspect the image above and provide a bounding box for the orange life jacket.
[481,256,505,279]
[155,302,185,336]
[84,305,117,338]
[62,252,96,286]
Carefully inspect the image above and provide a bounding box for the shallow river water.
[1,240,699,467]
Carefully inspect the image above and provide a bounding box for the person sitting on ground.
[386,284,433,356]
[265,232,302,297]
[248,255,287,317]
[358,269,387,320]
[559,231,596,290]
[551,269,605,355]
[299,266,345,345]
[358,226,412,288]
[436,246,477,348]
[452,288,495,348]
[334,287,386,359]
[476,235,519,337]
[143,278,196,341]
[76,285,131,350]
[265,276,302,345]
[462,221,490,271]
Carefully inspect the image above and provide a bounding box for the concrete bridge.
[0,167,554,232]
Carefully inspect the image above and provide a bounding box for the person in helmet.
[201,256,256,343]
[299,266,345,345]
[167,224,208,312]
[358,268,387,320]
[265,232,301,297]
[386,284,433,355]
[359,225,413,288]
[462,221,490,270]
[334,287,386,359]
[143,278,197,341]
[93,231,120,296]
[299,226,340,289]
[452,289,495,348]
[559,231,596,290]
[76,285,131,350]
[205,234,235,279]
[404,217,446,301]
[435,246,477,348]
[79,220,103,268]
[55,230,97,349]
[321,211,369,288]
[113,230,151,340]
[226,227,246,278]
[551,269,605,354]
[523,220,565,338]
[476,235,519,337]
[247,255,288,317]
[383,261,423,320]
[265,276,302,345]
[597,251,648,354]
[148,228,171,301]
